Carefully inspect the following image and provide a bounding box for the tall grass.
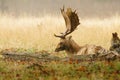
[0,14,120,52]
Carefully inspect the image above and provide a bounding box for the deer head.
[54,7,80,54]
[111,32,120,44]
[55,36,72,52]
[112,32,118,39]
[110,32,120,51]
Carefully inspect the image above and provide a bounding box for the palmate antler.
[54,7,80,39]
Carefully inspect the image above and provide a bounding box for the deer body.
[55,36,104,57]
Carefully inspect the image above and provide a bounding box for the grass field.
[0,59,120,80]
[0,14,120,80]
[0,14,120,52]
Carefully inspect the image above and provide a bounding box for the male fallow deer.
[54,7,106,57]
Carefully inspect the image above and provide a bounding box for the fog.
[0,0,120,18]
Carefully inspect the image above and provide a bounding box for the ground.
[0,49,120,80]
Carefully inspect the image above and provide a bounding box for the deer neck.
[65,39,80,55]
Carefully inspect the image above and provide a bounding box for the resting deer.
[54,7,106,57]
[110,32,120,53]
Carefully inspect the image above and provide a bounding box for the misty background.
[0,0,120,18]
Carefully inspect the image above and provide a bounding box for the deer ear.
[115,32,118,36]
[68,36,72,40]
[112,33,115,36]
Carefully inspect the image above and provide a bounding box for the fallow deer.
[110,32,120,53]
[54,7,106,57]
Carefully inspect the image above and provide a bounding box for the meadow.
[0,14,120,52]
[0,14,120,80]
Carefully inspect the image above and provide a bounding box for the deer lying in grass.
[110,32,120,53]
[54,7,106,57]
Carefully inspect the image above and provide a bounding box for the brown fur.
[55,36,105,57]
[55,36,80,56]
[110,32,120,53]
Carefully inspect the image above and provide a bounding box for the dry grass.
[0,14,120,52]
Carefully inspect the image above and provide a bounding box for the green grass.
[0,59,120,80]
